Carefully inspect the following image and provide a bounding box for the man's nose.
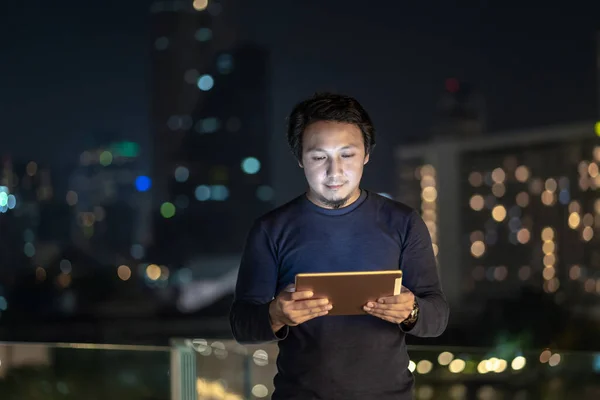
[327,157,343,176]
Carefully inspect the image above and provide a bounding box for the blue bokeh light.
[197,74,214,91]
[241,157,261,174]
[135,176,152,192]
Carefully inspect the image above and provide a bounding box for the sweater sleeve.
[398,210,450,337]
[229,220,289,344]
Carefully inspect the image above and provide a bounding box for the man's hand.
[269,284,332,333]
[363,286,415,324]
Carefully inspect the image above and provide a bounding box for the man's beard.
[317,193,352,209]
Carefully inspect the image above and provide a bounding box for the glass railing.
[172,339,600,400]
[3,339,598,399]
[0,342,170,400]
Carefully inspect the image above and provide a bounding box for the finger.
[292,309,330,324]
[376,293,414,305]
[365,302,412,311]
[290,298,329,310]
[364,307,407,320]
[364,308,402,323]
[290,290,314,301]
[290,304,332,317]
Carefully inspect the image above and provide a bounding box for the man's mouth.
[325,183,344,190]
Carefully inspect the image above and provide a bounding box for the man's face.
[300,120,369,209]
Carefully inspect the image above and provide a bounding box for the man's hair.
[286,92,376,162]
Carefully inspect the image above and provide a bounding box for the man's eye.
[342,154,355,158]
[313,157,325,161]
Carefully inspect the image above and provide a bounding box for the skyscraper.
[395,122,600,313]
[149,0,272,259]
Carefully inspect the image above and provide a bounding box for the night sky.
[2,1,600,202]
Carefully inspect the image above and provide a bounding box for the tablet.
[294,270,402,316]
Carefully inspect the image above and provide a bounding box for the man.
[230,92,449,399]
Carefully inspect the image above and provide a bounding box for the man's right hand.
[269,285,332,333]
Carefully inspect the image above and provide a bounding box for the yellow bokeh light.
[491,205,506,222]
[549,353,561,367]
[193,0,209,11]
[589,163,599,178]
[421,187,437,202]
[448,359,466,374]
[539,349,551,363]
[469,195,485,211]
[518,266,531,281]
[477,360,489,374]
[515,165,530,182]
[118,265,132,281]
[420,175,436,188]
[529,178,543,195]
[585,278,596,293]
[541,190,555,206]
[494,266,508,281]
[568,201,581,214]
[569,265,581,280]
[542,267,556,281]
[470,231,484,243]
[416,360,433,374]
[468,172,483,187]
[582,226,594,242]
[516,191,529,208]
[420,164,436,178]
[492,183,505,198]
[543,254,556,267]
[408,360,416,372]
[437,352,454,366]
[568,213,581,229]
[491,168,506,184]
[545,277,560,293]
[517,228,530,244]
[544,178,557,192]
[494,359,508,373]
[541,227,554,241]
[595,121,600,137]
[146,264,161,281]
[542,241,555,255]
[471,241,485,258]
[594,146,600,162]
[511,356,526,371]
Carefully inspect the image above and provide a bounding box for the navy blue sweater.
[230,190,449,400]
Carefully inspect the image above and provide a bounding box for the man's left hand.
[363,286,415,324]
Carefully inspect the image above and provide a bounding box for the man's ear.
[364,153,370,165]
[298,159,304,168]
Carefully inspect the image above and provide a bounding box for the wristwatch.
[402,299,419,326]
